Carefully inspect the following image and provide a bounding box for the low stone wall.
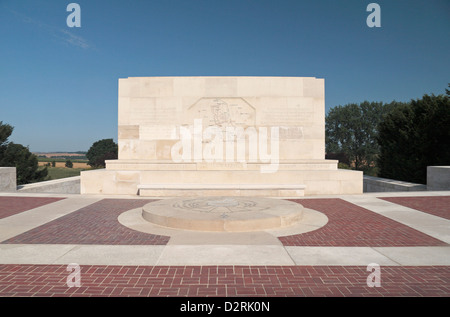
[0,167,16,191]
[427,166,450,191]
[363,175,427,193]
[17,176,80,194]
[5,166,447,195]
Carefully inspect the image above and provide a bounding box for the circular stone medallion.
[142,196,304,232]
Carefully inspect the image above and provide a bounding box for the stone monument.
[81,76,362,197]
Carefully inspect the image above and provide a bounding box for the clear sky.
[1,0,449,152]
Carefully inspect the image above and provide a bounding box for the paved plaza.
[0,191,448,297]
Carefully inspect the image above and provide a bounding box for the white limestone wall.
[17,176,80,194]
[117,77,325,162]
[363,175,426,192]
[0,167,16,192]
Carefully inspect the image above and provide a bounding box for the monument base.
[141,197,304,232]
[80,159,363,196]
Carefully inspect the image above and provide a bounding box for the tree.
[86,138,118,168]
[1,143,48,185]
[0,121,14,157]
[0,121,48,185]
[325,101,401,173]
[377,92,450,184]
[65,159,73,168]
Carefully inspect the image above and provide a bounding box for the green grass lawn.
[43,167,86,180]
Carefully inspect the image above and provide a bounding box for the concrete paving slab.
[52,245,166,266]
[285,246,399,266]
[167,231,281,245]
[0,244,165,266]
[2,244,449,266]
[374,246,450,265]
[156,245,295,265]
[0,244,76,264]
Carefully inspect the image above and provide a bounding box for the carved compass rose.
[172,197,269,215]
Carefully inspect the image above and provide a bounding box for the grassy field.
[39,161,90,168]
[34,153,91,181]
[40,167,88,180]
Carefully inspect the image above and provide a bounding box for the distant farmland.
[33,152,91,180]
[38,161,90,168]
[34,152,87,160]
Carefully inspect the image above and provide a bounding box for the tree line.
[0,122,117,186]
[0,122,48,185]
[326,84,450,184]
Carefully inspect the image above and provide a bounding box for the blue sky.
[1,0,449,152]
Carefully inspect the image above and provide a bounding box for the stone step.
[137,183,306,197]
[105,159,339,171]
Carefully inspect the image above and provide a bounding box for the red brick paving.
[379,196,450,220]
[0,197,65,219]
[1,199,170,245]
[0,264,448,297]
[279,199,448,247]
